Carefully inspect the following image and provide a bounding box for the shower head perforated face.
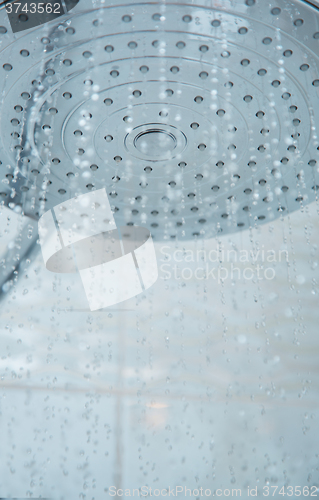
[0,0,318,240]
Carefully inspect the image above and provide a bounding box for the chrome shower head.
[0,0,318,240]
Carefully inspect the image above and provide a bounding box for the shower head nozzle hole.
[194,96,203,103]
[104,98,113,106]
[300,64,309,71]
[128,41,137,49]
[244,95,253,103]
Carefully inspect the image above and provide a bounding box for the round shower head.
[0,0,318,240]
